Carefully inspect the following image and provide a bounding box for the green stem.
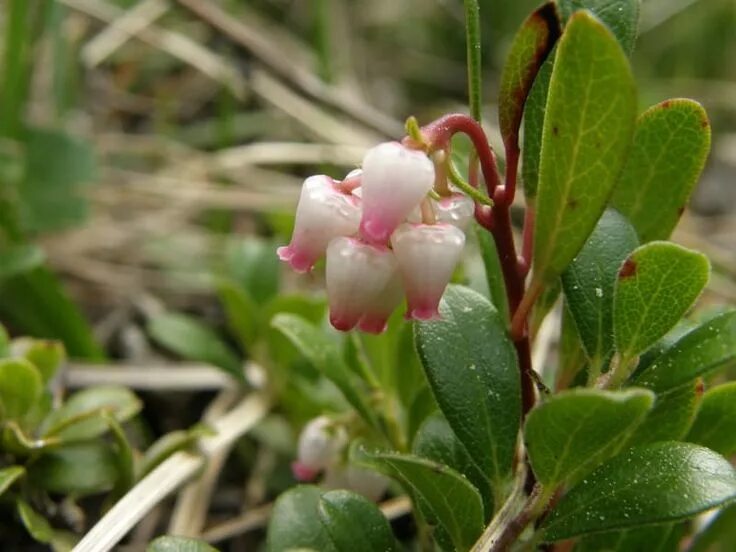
[447,158,494,206]
[464,0,482,122]
[313,0,333,83]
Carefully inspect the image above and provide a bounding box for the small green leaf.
[632,311,736,391]
[11,337,65,383]
[521,56,553,200]
[148,312,242,381]
[0,465,25,497]
[216,278,259,351]
[613,242,710,358]
[541,442,736,541]
[524,388,653,486]
[355,446,484,551]
[562,209,639,366]
[139,425,212,478]
[318,490,398,552]
[17,499,54,544]
[532,11,637,283]
[30,442,120,495]
[611,99,711,242]
[0,244,44,279]
[414,285,520,487]
[498,2,560,150]
[0,357,42,420]
[147,536,219,552]
[267,486,336,552]
[41,386,141,441]
[687,382,736,457]
[1,421,57,455]
[413,412,493,517]
[271,314,377,428]
[558,0,640,55]
[225,238,279,305]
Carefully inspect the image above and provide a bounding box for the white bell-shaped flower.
[293,416,347,481]
[436,192,475,231]
[358,142,435,245]
[277,175,361,273]
[357,271,404,334]
[326,237,398,331]
[391,223,465,320]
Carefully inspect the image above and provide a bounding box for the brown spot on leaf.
[694,378,705,397]
[536,2,562,46]
[618,258,637,279]
[566,197,578,209]
[552,126,559,136]
[701,118,709,129]
[661,100,672,109]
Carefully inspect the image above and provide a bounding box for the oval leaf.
[632,310,736,392]
[562,209,639,366]
[11,338,65,383]
[267,485,336,552]
[30,442,120,496]
[414,285,520,487]
[611,99,711,242]
[613,242,710,358]
[0,465,25,497]
[0,358,42,421]
[541,442,736,541]
[532,11,637,283]
[17,499,54,544]
[558,0,640,55]
[147,536,219,552]
[524,388,653,486]
[687,382,736,457]
[318,490,398,552]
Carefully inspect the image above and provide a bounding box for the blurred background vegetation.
[0,0,734,549]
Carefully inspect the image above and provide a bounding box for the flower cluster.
[292,416,389,502]
[278,141,474,333]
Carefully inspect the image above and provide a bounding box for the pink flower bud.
[391,223,465,320]
[357,271,403,334]
[326,237,399,331]
[295,416,347,477]
[358,142,434,245]
[277,175,361,273]
[436,193,475,231]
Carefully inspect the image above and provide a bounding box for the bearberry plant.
[268,1,736,550]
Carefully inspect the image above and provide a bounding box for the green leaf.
[531,11,637,283]
[541,442,736,541]
[139,425,212,478]
[30,442,120,495]
[17,499,54,544]
[576,524,675,552]
[0,324,9,356]
[355,446,484,551]
[414,285,520,487]
[632,311,736,392]
[562,209,639,367]
[146,536,219,552]
[625,380,702,447]
[524,388,653,486]
[611,99,711,242]
[498,2,560,150]
[41,386,141,441]
[216,278,259,351]
[0,243,44,279]
[521,55,553,200]
[224,238,279,305]
[474,227,509,323]
[271,314,377,428]
[0,357,42,420]
[413,412,493,517]
[148,312,243,381]
[556,303,588,389]
[267,486,336,552]
[318,490,398,552]
[687,382,736,456]
[558,0,640,55]
[613,242,710,359]
[11,337,65,383]
[0,465,25,497]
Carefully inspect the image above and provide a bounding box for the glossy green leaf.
[611,99,711,242]
[498,2,560,150]
[147,536,219,552]
[41,386,141,441]
[272,314,377,428]
[267,486,336,552]
[687,382,736,456]
[524,388,653,486]
[632,311,736,391]
[532,11,637,283]
[356,446,484,551]
[613,242,710,358]
[576,524,675,552]
[318,490,398,552]
[413,412,493,517]
[521,56,553,200]
[0,465,24,497]
[541,442,736,541]
[562,209,639,366]
[30,442,120,495]
[11,337,65,383]
[147,312,242,381]
[407,386,437,443]
[17,499,54,544]
[414,285,520,486]
[558,0,640,55]
[0,357,42,420]
[0,243,44,279]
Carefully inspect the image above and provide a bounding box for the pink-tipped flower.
[357,271,403,334]
[326,237,398,331]
[358,142,434,245]
[391,223,465,320]
[277,175,361,273]
[293,416,347,481]
[436,193,475,231]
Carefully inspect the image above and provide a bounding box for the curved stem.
[447,157,494,206]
